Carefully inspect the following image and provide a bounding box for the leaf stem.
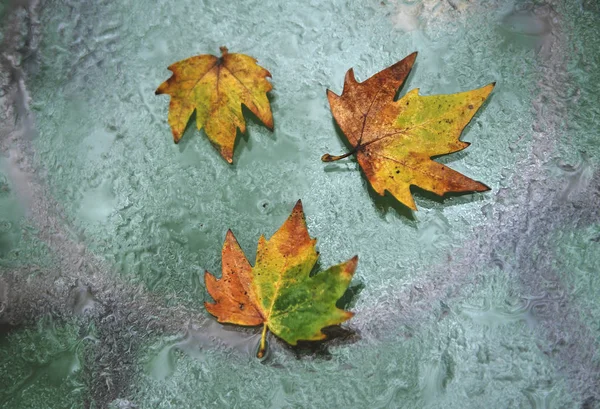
[257,323,268,358]
[321,149,357,162]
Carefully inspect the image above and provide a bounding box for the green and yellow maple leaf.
[205,200,357,358]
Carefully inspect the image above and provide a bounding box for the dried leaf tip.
[326,89,340,106]
[292,199,304,212]
[343,68,358,91]
[397,52,418,69]
[344,255,359,276]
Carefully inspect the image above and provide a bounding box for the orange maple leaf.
[323,53,494,210]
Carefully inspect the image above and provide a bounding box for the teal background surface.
[1,0,599,407]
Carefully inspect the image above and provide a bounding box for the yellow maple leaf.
[156,47,273,163]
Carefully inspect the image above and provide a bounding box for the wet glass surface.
[1,0,599,407]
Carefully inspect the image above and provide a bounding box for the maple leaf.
[155,46,273,163]
[205,200,357,358]
[322,52,494,210]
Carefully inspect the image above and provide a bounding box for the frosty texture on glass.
[1,0,599,408]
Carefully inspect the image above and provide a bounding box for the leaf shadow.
[243,101,277,142]
[282,325,361,360]
[176,111,197,154]
[337,281,365,311]
[323,163,356,173]
[230,103,277,165]
[213,318,361,362]
[366,182,417,221]
[432,150,469,165]
[409,185,490,210]
[394,59,418,101]
[230,126,252,166]
[322,117,357,171]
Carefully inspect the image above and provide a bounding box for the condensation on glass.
[0,0,599,408]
